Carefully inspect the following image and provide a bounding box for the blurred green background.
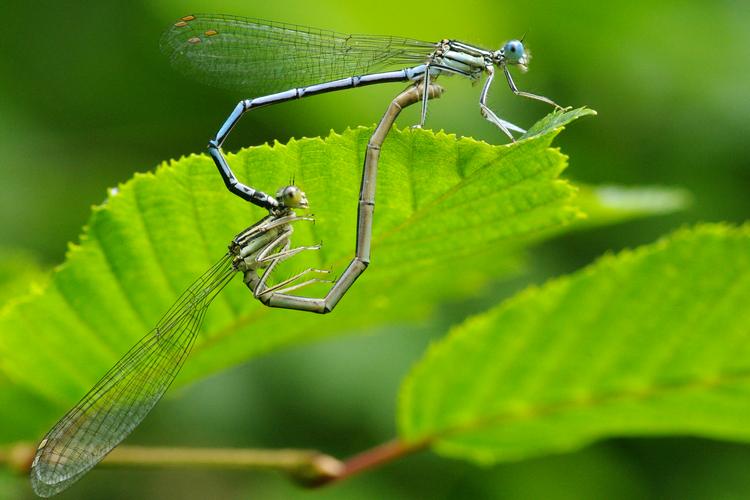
[1,0,748,498]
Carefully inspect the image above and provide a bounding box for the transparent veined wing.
[30,255,236,497]
[160,14,436,94]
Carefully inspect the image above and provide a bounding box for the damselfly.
[29,79,443,497]
[159,14,561,208]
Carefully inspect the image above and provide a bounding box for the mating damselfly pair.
[30,13,561,497]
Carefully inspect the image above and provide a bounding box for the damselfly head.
[499,40,530,72]
[276,185,309,209]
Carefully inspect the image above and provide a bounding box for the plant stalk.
[2,438,429,486]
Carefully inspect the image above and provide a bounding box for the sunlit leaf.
[399,224,750,463]
[0,110,619,440]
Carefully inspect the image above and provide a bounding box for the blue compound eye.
[503,40,525,63]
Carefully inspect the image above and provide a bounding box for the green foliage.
[399,224,750,463]
[575,185,691,227]
[0,110,598,436]
[0,2,746,497]
[0,108,685,446]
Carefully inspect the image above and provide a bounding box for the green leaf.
[1,110,601,438]
[398,223,750,464]
[575,184,692,226]
[521,107,596,140]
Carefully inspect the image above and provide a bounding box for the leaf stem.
[106,446,345,483]
[2,438,429,486]
[319,438,430,486]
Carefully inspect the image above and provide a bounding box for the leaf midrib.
[411,364,750,444]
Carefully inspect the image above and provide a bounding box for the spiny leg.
[253,232,328,295]
[479,65,527,140]
[248,214,314,238]
[258,268,333,297]
[417,66,432,128]
[255,243,328,296]
[269,278,332,296]
[501,64,563,109]
[257,242,322,264]
[233,215,315,253]
[253,243,327,301]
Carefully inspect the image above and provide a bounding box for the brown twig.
[2,438,429,486]
[319,438,430,486]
